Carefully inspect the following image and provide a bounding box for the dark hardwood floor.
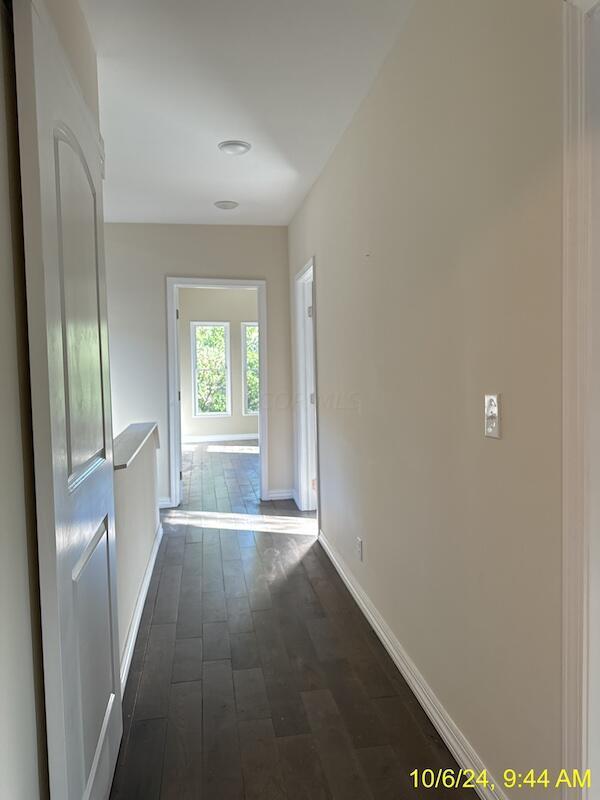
[110,519,474,799]
[180,440,315,518]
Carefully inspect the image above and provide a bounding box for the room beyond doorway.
[180,439,315,521]
[167,276,316,525]
[167,277,269,508]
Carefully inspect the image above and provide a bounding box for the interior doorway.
[167,277,268,509]
[294,258,319,512]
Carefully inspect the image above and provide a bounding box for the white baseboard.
[119,523,163,693]
[263,489,294,501]
[318,530,507,800]
[159,497,175,509]
[183,433,258,443]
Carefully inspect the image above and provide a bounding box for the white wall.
[289,0,563,788]
[105,223,293,502]
[114,432,160,663]
[179,287,259,439]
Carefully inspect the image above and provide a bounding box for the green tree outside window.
[194,323,229,414]
[244,324,259,414]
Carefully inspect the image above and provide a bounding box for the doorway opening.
[167,277,268,511]
[294,258,319,513]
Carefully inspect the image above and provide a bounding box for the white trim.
[263,489,294,501]
[318,530,507,800]
[190,320,232,417]
[293,258,318,512]
[563,4,594,798]
[119,523,163,693]
[241,321,260,417]
[183,433,258,444]
[292,488,302,510]
[166,276,269,505]
[159,497,174,509]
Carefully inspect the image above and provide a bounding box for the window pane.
[195,324,228,414]
[244,324,259,414]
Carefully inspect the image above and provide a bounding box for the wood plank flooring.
[109,519,476,799]
[180,440,315,518]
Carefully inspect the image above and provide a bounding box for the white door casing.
[13,1,122,798]
[294,260,318,512]
[305,276,318,509]
[166,276,269,506]
[563,1,600,798]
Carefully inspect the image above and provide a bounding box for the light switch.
[356,537,363,561]
[484,394,501,439]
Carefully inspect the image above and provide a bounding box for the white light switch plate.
[484,394,501,439]
[356,537,363,561]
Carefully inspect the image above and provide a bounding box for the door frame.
[166,276,268,506]
[293,258,319,512]
[563,0,600,795]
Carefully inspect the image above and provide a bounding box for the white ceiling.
[80,0,414,225]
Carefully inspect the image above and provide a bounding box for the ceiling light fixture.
[218,139,252,156]
[214,200,239,210]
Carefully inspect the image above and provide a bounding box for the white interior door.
[14,1,122,798]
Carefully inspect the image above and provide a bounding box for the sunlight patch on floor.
[163,509,317,536]
[206,444,260,454]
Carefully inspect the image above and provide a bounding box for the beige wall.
[179,287,259,439]
[105,223,292,501]
[289,0,563,788]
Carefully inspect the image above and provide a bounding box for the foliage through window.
[243,323,259,415]
[192,322,231,415]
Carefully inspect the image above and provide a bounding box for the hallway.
[109,517,472,799]
[1,1,574,797]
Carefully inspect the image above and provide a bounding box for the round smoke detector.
[214,200,239,210]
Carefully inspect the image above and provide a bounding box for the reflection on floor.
[181,439,316,519]
[167,509,318,537]
[109,515,474,800]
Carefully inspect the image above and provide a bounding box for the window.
[191,322,231,416]
[242,322,259,416]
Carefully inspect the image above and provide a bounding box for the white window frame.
[241,321,259,417]
[190,321,231,417]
